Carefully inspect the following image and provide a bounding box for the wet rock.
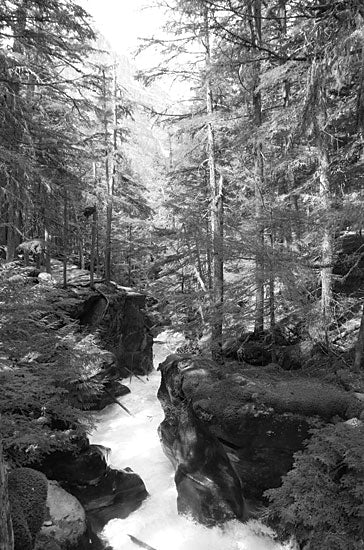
[72,467,149,533]
[158,355,247,525]
[237,341,271,366]
[40,445,110,486]
[37,443,149,536]
[158,354,364,501]
[74,287,153,375]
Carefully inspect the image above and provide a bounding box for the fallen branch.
[332,321,361,343]
[128,534,158,550]
[122,364,146,384]
[103,388,133,417]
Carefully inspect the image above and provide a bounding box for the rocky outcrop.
[158,355,364,502]
[74,285,153,376]
[39,444,110,486]
[38,444,148,534]
[157,355,248,525]
[72,467,149,533]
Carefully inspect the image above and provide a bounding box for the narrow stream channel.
[90,332,293,550]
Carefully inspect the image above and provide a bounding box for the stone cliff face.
[157,355,248,525]
[74,284,153,376]
[157,354,364,504]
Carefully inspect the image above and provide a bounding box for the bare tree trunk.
[204,6,224,362]
[90,191,97,289]
[6,202,16,262]
[103,69,111,283]
[63,189,68,289]
[318,122,333,334]
[206,217,212,290]
[353,303,364,371]
[319,147,333,324]
[104,64,117,283]
[79,236,85,270]
[194,231,206,289]
[249,0,265,335]
[0,440,14,550]
[5,3,27,263]
[128,225,132,285]
[44,226,51,273]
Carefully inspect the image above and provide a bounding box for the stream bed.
[90,332,293,550]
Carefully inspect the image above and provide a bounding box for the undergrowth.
[0,266,109,466]
[265,421,364,550]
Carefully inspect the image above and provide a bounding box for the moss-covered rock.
[158,354,364,500]
[8,467,48,550]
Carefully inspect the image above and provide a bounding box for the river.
[90,331,293,550]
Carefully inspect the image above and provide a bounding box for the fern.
[0,267,110,466]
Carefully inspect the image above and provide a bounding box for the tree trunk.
[104,65,117,283]
[249,0,265,335]
[5,2,28,263]
[204,6,224,362]
[63,189,68,289]
[90,204,97,289]
[353,303,364,371]
[128,225,132,285]
[0,441,14,550]
[103,68,111,282]
[44,226,51,274]
[6,201,16,262]
[318,129,333,330]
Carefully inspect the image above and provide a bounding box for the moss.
[183,361,362,421]
[8,467,48,550]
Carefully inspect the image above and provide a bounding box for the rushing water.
[90,331,293,550]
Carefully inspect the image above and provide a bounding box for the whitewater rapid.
[90,332,293,550]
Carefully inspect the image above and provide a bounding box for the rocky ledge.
[39,443,149,538]
[157,355,364,504]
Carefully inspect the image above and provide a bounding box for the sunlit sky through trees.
[79,0,164,66]
[79,0,192,103]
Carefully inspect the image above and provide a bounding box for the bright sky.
[79,0,165,67]
[79,0,194,106]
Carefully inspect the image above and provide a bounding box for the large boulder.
[39,445,110,486]
[158,355,248,525]
[35,481,86,550]
[158,355,364,501]
[71,467,149,533]
[37,444,148,534]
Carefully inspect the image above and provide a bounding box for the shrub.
[265,421,364,550]
[0,268,107,466]
[8,467,48,550]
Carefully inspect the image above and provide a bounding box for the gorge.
[89,332,293,550]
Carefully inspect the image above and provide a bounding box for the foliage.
[139,0,364,356]
[8,467,48,550]
[265,421,364,550]
[0,268,110,466]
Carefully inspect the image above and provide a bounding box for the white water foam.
[90,332,294,550]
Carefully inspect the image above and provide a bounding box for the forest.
[1,0,364,549]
